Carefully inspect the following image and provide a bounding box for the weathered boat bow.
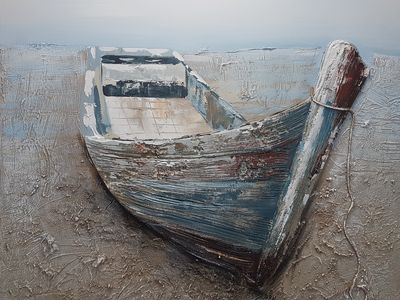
[256,40,367,286]
[81,41,367,288]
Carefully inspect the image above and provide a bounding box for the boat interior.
[93,47,320,141]
[99,53,246,140]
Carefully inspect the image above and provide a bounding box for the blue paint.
[93,86,108,135]
[121,179,284,251]
[2,121,28,140]
[0,102,18,110]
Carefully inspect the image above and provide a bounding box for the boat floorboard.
[105,96,212,139]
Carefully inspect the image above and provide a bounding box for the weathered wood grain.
[85,101,309,278]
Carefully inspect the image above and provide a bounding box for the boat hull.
[85,101,310,279]
[81,41,367,286]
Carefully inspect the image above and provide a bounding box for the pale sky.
[1,0,399,55]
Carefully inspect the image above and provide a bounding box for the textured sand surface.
[0,46,399,299]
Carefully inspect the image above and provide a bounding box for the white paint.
[172,51,184,62]
[102,63,186,84]
[302,194,310,206]
[361,120,370,127]
[99,46,118,52]
[84,70,95,96]
[122,48,173,56]
[220,61,239,68]
[189,70,208,86]
[146,49,172,56]
[90,47,96,59]
[87,135,130,145]
[273,110,325,246]
[83,103,100,137]
[220,61,239,73]
[103,64,168,71]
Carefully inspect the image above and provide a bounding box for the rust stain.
[335,48,367,109]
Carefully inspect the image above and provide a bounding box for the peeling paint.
[84,70,95,96]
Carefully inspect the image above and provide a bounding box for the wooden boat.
[80,41,367,287]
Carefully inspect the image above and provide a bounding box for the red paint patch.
[335,48,367,109]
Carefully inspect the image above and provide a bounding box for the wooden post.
[257,40,367,287]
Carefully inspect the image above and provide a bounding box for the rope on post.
[310,96,367,300]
